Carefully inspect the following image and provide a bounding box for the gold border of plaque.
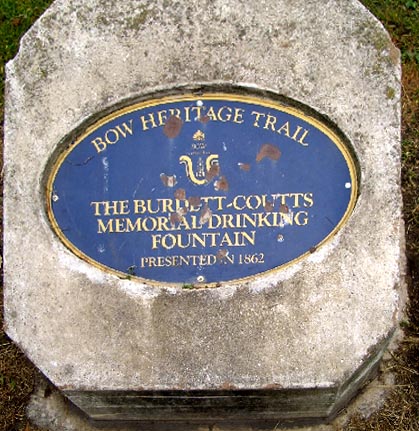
[46,93,358,287]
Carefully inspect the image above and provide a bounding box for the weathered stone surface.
[4,0,404,426]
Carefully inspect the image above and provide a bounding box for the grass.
[0,0,53,98]
[0,0,418,430]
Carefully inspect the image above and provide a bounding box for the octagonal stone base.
[64,336,389,424]
[4,0,405,426]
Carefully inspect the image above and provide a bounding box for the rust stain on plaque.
[170,212,183,226]
[200,204,212,224]
[279,204,289,214]
[160,173,177,187]
[174,188,186,200]
[206,163,220,181]
[164,115,183,138]
[188,196,201,207]
[214,176,229,191]
[256,143,281,162]
[238,162,251,171]
[264,201,274,212]
[216,249,229,262]
[199,115,211,124]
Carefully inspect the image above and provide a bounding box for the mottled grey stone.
[4,0,405,427]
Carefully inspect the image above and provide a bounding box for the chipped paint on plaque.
[47,93,358,285]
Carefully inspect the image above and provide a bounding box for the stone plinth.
[4,0,404,427]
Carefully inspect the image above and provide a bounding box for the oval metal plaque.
[47,93,357,285]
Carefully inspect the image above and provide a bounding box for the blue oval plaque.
[47,93,357,285]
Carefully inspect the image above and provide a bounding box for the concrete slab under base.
[28,355,397,431]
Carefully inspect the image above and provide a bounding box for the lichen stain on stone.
[164,115,183,138]
[388,43,400,67]
[256,143,281,162]
[386,86,396,100]
[92,3,155,32]
[356,20,399,70]
[354,19,386,50]
[94,14,107,27]
[129,9,150,29]
[372,33,390,53]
